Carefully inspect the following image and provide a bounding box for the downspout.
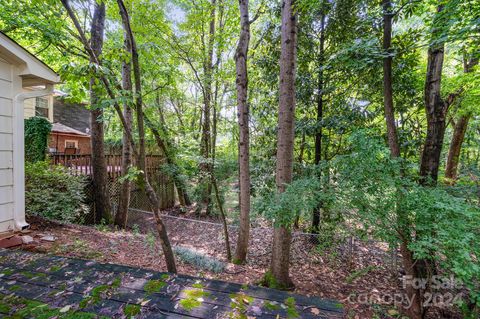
[13,84,54,231]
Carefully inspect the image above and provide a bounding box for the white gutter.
[13,84,54,231]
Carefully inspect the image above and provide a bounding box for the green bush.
[25,117,52,163]
[25,161,88,223]
[334,131,480,315]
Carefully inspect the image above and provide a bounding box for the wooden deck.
[0,249,344,318]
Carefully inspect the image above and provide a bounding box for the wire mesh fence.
[126,207,400,273]
[49,151,400,274]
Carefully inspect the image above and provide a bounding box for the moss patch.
[178,288,210,312]
[229,293,254,316]
[284,297,299,318]
[8,285,21,292]
[123,304,141,317]
[264,301,280,311]
[144,279,167,295]
[0,293,106,318]
[179,298,202,312]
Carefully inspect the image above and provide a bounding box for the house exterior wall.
[0,57,15,233]
[49,133,91,155]
[24,92,53,122]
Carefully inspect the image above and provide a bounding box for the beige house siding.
[0,31,59,234]
[24,91,53,122]
[0,57,14,232]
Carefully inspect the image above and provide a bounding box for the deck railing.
[49,154,166,178]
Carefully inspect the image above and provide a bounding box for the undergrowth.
[173,246,226,273]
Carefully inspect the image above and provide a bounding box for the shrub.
[334,131,480,315]
[173,246,226,273]
[24,117,52,163]
[25,161,88,223]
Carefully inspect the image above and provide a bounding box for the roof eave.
[0,32,60,85]
[51,131,90,137]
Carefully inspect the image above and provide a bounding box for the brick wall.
[49,133,91,155]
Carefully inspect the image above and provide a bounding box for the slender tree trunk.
[143,113,191,206]
[382,0,400,158]
[211,0,225,164]
[312,12,326,234]
[199,0,217,215]
[445,56,478,183]
[382,4,423,318]
[117,0,176,273]
[115,18,133,228]
[61,0,138,158]
[268,0,297,289]
[89,1,112,224]
[445,115,469,183]
[297,132,305,164]
[153,94,189,206]
[212,177,231,260]
[233,0,251,264]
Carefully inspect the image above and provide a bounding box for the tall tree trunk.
[382,0,400,158]
[89,1,112,224]
[115,18,133,228]
[419,5,462,186]
[415,5,464,317]
[382,4,423,318]
[311,11,326,234]
[199,0,217,215]
[445,56,478,183]
[233,0,251,264]
[419,39,447,186]
[117,0,176,273]
[269,0,297,289]
[211,0,225,164]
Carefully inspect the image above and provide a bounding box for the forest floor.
[17,214,461,319]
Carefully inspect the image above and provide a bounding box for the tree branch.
[61,0,139,159]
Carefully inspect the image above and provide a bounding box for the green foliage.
[123,304,141,317]
[255,175,323,227]
[79,279,121,309]
[3,0,480,315]
[259,270,293,290]
[229,293,254,318]
[178,288,210,312]
[25,161,88,223]
[284,297,300,319]
[0,293,104,319]
[192,283,204,289]
[178,298,201,312]
[144,231,157,254]
[173,246,226,273]
[94,219,110,232]
[263,301,280,311]
[335,132,480,311]
[143,279,167,295]
[118,166,143,184]
[24,117,52,163]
